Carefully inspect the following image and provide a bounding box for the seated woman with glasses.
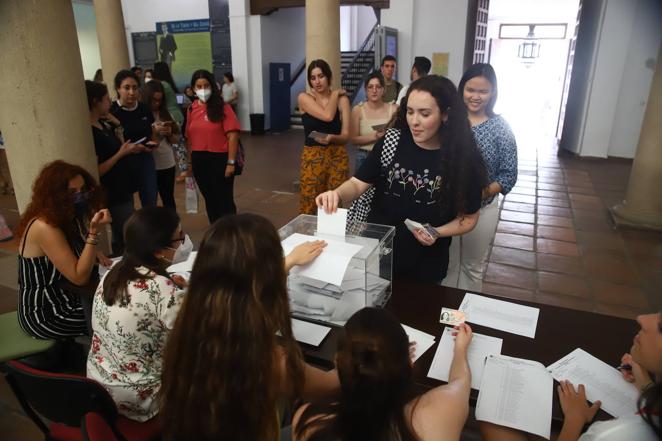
[87,207,191,422]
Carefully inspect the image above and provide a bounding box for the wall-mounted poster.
[156,19,212,89]
[432,52,450,77]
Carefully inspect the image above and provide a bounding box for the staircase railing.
[341,24,378,103]
[290,58,306,87]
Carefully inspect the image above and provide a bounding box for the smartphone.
[309,131,329,139]
[133,136,147,144]
[371,123,388,132]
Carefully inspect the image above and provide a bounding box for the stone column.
[93,0,130,98]
[611,44,662,231]
[0,0,99,213]
[305,0,341,90]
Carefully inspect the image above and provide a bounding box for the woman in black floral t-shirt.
[317,75,488,283]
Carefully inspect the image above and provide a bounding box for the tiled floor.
[0,129,660,439]
[482,141,661,319]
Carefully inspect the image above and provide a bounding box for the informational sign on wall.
[432,52,450,77]
[155,19,213,89]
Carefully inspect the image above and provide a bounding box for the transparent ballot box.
[279,214,395,326]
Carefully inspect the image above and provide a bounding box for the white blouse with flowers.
[86,267,185,422]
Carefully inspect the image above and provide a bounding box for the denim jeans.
[355,148,370,172]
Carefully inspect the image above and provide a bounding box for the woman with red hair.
[18,161,111,339]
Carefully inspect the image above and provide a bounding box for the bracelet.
[227,159,236,165]
[87,231,100,238]
[85,239,98,246]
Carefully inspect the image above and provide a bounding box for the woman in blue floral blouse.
[87,207,190,421]
[444,63,518,291]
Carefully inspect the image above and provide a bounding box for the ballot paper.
[427,327,503,390]
[317,207,348,237]
[282,233,363,286]
[291,318,331,346]
[459,293,540,338]
[547,348,640,418]
[167,251,198,273]
[476,355,553,440]
[401,324,436,362]
[98,256,123,277]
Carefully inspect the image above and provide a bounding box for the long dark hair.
[458,63,498,117]
[397,75,488,215]
[153,61,179,93]
[190,69,224,122]
[85,80,108,110]
[639,382,661,437]
[102,207,180,306]
[142,80,180,135]
[296,308,419,441]
[160,214,305,441]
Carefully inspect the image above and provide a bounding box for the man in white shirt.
[396,56,432,105]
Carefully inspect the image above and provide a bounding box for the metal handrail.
[290,58,306,87]
[342,24,378,102]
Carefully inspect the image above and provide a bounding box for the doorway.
[480,0,581,156]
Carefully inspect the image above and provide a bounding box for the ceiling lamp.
[518,25,541,61]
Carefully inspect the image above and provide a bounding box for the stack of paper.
[459,293,540,338]
[427,327,503,390]
[401,324,436,362]
[547,348,639,418]
[476,355,553,440]
[288,268,391,324]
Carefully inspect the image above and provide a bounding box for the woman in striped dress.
[17,161,111,339]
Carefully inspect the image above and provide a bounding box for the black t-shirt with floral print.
[355,130,481,282]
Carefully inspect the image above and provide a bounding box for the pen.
[617,364,632,371]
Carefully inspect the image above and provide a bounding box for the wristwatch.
[227,159,236,165]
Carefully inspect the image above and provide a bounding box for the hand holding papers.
[167,251,197,273]
[317,207,347,237]
[547,348,639,418]
[459,293,540,338]
[282,233,362,286]
[401,324,436,363]
[428,327,503,390]
[98,256,123,277]
[476,355,553,440]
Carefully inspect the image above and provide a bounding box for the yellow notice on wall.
[432,52,450,76]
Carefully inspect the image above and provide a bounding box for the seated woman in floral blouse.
[87,207,191,421]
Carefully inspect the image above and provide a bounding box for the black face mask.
[72,191,90,218]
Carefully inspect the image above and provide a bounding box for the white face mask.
[169,234,193,265]
[196,88,211,102]
[144,77,152,83]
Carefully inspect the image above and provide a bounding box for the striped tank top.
[18,219,88,339]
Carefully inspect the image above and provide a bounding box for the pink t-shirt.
[186,101,241,153]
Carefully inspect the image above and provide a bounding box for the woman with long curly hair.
[159,214,337,441]
[17,161,111,339]
[317,75,489,283]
